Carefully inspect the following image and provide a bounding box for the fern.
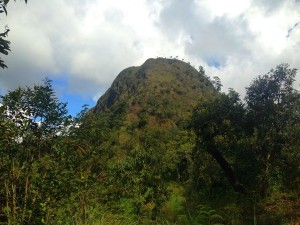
[183,205,224,225]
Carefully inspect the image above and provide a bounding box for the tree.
[198,66,205,76]
[0,78,72,224]
[191,63,300,196]
[190,89,246,193]
[0,0,27,69]
[245,63,300,195]
[245,64,298,128]
[0,22,10,69]
[211,76,222,92]
[1,77,71,140]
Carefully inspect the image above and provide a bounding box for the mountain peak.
[91,58,215,125]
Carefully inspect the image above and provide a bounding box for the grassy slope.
[92,57,215,124]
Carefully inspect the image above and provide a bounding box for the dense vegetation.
[0,59,299,224]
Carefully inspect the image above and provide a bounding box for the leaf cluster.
[0,0,27,68]
[190,64,300,198]
[0,63,300,224]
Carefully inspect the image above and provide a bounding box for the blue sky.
[60,92,95,117]
[0,0,300,115]
[51,77,95,116]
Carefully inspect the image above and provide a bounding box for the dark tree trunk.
[207,142,245,194]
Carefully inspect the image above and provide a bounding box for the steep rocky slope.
[92,58,215,127]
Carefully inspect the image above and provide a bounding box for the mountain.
[91,58,215,127]
[81,57,217,220]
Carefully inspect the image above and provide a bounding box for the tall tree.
[191,89,246,193]
[1,77,71,140]
[191,64,300,195]
[245,63,300,195]
[0,78,71,224]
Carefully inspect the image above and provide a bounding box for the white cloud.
[199,0,251,18]
[0,0,299,104]
[155,0,300,95]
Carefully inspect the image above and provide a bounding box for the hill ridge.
[92,57,215,124]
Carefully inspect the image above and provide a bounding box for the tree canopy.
[191,64,300,197]
[0,63,299,224]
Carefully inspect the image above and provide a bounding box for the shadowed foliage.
[0,60,299,224]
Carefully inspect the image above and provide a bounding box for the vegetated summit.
[91,57,215,127]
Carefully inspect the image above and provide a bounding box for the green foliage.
[161,204,224,225]
[107,138,170,219]
[0,78,73,224]
[1,62,299,224]
[161,184,186,223]
[185,205,224,225]
[191,63,300,223]
[93,58,215,124]
[211,76,222,92]
[0,25,10,68]
[190,89,246,193]
[1,77,71,139]
[244,64,300,196]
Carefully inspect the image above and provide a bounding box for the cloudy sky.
[1,0,300,115]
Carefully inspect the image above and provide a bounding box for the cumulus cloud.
[156,0,300,94]
[0,0,299,104]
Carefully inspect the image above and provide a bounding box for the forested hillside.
[0,59,299,224]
